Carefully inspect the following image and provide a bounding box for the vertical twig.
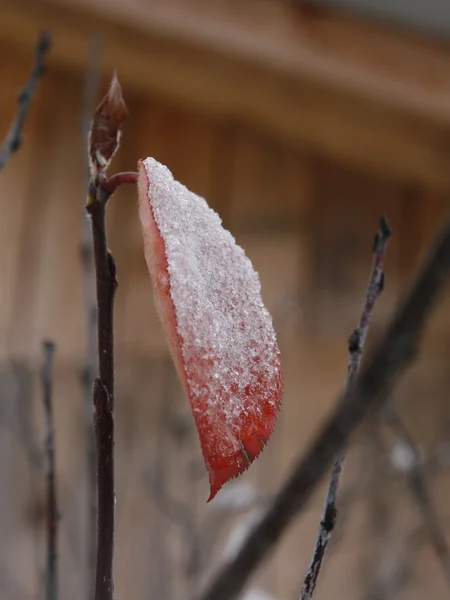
[86,69,136,600]
[80,34,102,594]
[41,340,58,600]
[300,217,391,599]
[86,184,117,600]
[0,32,51,172]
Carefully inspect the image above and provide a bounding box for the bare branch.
[41,340,58,600]
[198,218,450,600]
[92,376,115,600]
[86,182,117,600]
[86,72,136,599]
[387,409,450,587]
[300,217,391,600]
[0,32,51,172]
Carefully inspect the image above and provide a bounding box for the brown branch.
[198,217,450,600]
[86,69,136,600]
[0,32,51,172]
[41,340,58,600]
[86,183,117,600]
[300,217,391,600]
[387,409,450,587]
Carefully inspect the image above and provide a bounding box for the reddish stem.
[98,171,138,195]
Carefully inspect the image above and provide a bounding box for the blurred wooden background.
[1,1,450,599]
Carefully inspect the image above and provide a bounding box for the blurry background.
[1,1,450,599]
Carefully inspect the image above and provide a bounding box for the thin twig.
[300,217,391,599]
[86,68,136,600]
[41,340,58,600]
[86,183,117,600]
[387,409,450,587]
[0,32,51,172]
[86,167,137,600]
[80,34,102,594]
[197,217,450,600]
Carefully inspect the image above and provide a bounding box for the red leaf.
[88,71,127,177]
[138,158,283,500]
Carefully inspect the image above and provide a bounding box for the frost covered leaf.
[88,71,127,177]
[138,157,283,501]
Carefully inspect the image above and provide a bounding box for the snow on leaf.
[137,157,283,501]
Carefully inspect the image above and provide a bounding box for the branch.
[198,217,450,600]
[41,340,58,600]
[0,32,51,172]
[86,183,117,600]
[86,69,137,600]
[300,217,390,600]
[387,409,450,587]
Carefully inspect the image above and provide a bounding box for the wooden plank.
[305,160,404,338]
[229,127,312,232]
[1,65,86,363]
[0,0,450,188]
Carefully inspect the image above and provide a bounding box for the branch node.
[321,504,337,533]
[380,215,392,239]
[107,252,117,287]
[348,329,361,354]
[93,377,112,416]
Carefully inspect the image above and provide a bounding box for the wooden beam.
[1,0,450,189]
